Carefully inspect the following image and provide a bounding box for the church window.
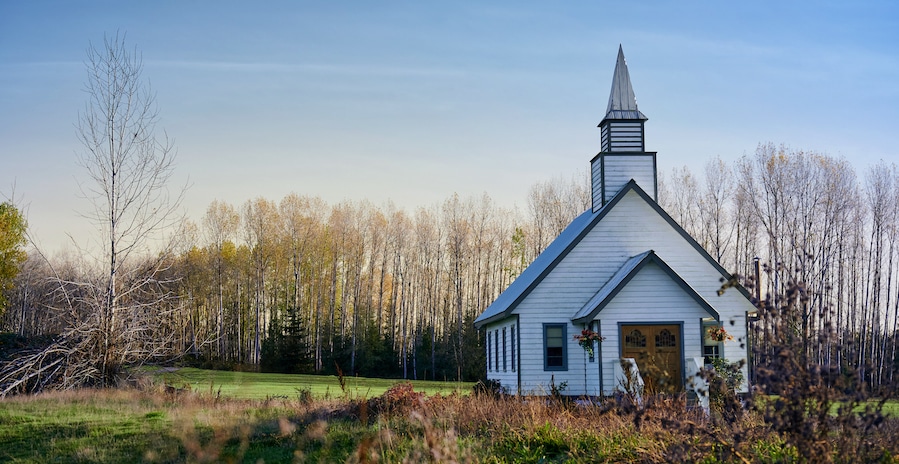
[487,331,492,371]
[543,324,567,371]
[502,327,507,371]
[625,329,647,348]
[510,326,516,372]
[655,329,676,347]
[494,329,499,372]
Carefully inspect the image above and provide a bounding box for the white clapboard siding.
[512,318,595,395]
[510,188,752,395]
[591,154,656,212]
[484,320,520,393]
[593,261,710,394]
[591,161,603,212]
[602,155,656,203]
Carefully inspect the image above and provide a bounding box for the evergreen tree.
[260,308,314,374]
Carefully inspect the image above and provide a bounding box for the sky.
[1,1,898,253]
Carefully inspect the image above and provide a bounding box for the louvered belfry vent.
[600,121,644,152]
[591,46,657,212]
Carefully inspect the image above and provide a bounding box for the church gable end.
[571,250,719,324]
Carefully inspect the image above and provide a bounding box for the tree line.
[6,143,899,387]
[2,35,897,391]
[3,174,588,382]
[660,144,899,389]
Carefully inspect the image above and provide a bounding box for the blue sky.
[2,1,897,252]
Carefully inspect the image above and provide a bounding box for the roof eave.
[572,250,720,324]
[626,185,755,301]
[473,181,643,329]
[599,111,648,124]
[473,312,507,328]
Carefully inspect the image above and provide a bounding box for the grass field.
[1,369,898,462]
[154,367,474,399]
[879,400,899,416]
[0,369,478,462]
[0,388,315,463]
[0,390,178,462]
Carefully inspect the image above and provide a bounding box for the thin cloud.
[148,60,470,78]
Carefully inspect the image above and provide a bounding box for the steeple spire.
[603,45,647,121]
[591,46,657,212]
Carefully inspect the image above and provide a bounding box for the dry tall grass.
[2,382,898,462]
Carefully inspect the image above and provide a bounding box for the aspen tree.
[698,157,736,267]
[203,200,239,358]
[242,198,279,364]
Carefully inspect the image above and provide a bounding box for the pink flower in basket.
[574,329,605,356]
[707,325,734,342]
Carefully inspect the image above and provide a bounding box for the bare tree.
[242,198,279,364]
[526,171,589,258]
[0,33,185,394]
[77,32,185,384]
[698,157,736,267]
[660,166,701,240]
[203,200,240,358]
[412,205,443,378]
[443,193,471,380]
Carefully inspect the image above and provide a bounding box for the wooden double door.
[621,324,682,393]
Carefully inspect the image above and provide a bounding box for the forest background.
[3,141,899,388]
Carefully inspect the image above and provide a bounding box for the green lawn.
[751,394,899,418]
[881,400,899,417]
[0,391,180,462]
[154,367,474,399]
[0,371,475,463]
[850,399,899,417]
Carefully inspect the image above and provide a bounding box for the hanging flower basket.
[707,325,734,342]
[574,329,605,357]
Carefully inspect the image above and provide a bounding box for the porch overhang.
[571,250,719,324]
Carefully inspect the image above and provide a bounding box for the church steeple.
[591,46,657,212]
[603,45,647,124]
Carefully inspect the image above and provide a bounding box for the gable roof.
[602,45,647,122]
[473,179,750,329]
[571,250,719,324]
[473,207,598,327]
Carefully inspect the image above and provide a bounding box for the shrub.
[367,382,424,417]
[707,357,745,421]
[726,268,892,463]
[472,378,505,398]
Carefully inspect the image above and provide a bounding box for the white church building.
[473,46,754,397]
